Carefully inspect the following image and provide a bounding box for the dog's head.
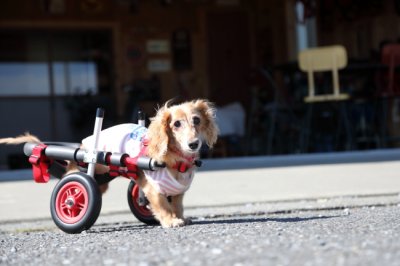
[146,99,219,163]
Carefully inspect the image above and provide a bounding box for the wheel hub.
[65,198,75,208]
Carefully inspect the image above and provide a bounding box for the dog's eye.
[193,116,201,125]
[173,121,181,128]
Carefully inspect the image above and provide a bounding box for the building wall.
[0,0,292,167]
[317,0,400,59]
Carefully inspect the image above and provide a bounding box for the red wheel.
[55,181,89,224]
[51,173,101,233]
[127,181,158,225]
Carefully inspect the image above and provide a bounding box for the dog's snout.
[188,140,200,150]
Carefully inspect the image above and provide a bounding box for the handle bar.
[23,142,165,171]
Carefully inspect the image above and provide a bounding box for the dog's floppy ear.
[193,99,219,148]
[146,104,171,161]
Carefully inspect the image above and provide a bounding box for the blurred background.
[1,0,400,169]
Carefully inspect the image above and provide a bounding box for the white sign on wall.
[147,59,171,72]
[146,40,170,54]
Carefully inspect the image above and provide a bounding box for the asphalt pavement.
[1,149,400,222]
[1,150,400,265]
[1,198,400,266]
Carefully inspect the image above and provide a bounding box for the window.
[0,30,111,97]
[0,61,97,96]
[295,0,317,53]
[53,62,97,95]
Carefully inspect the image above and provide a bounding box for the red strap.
[173,161,192,173]
[29,144,50,183]
[108,165,120,177]
[123,157,139,180]
[119,137,148,180]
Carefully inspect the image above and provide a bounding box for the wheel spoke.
[66,188,73,197]
[71,208,78,217]
[60,202,67,210]
[74,189,84,200]
[77,202,86,210]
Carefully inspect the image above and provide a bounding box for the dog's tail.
[0,132,41,144]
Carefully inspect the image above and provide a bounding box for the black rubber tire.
[127,180,159,225]
[50,173,102,234]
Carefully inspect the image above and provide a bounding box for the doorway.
[207,10,251,108]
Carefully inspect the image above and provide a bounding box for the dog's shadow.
[90,214,340,233]
[88,223,155,233]
[191,214,339,225]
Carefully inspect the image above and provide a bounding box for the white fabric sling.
[82,123,195,196]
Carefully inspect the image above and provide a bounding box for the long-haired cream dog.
[0,99,219,228]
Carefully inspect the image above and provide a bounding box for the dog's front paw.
[161,218,185,228]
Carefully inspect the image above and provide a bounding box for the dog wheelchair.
[23,108,167,234]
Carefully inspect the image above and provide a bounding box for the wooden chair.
[298,45,352,152]
[299,45,350,102]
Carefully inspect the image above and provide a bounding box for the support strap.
[172,160,202,173]
[173,161,191,173]
[28,144,51,183]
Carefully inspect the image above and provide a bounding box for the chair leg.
[300,104,313,153]
[267,107,277,154]
[340,101,353,150]
[380,97,389,148]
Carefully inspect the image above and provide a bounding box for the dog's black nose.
[189,140,199,150]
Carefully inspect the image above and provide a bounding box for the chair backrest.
[299,45,349,102]
[381,43,400,94]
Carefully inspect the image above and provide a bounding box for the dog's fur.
[0,99,219,228]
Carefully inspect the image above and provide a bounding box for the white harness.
[82,123,195,196]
